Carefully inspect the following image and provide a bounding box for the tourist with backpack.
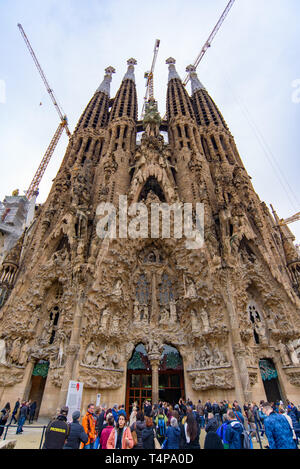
[154,408,167,445]
[225,409,252,449]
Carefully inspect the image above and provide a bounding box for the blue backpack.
[157,416,166,437]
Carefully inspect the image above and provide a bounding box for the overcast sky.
[0,0,299,242]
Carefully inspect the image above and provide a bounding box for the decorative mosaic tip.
[166,57,181,82]
[123,58,137,82]
[186,64,206,93]
[96,66,116,96]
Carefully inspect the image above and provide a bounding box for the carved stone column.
[221,269,251,403]
[150,357,160,405]
[58,287,85,408]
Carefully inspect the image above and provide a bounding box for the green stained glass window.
[259,359,278,381]
[128,344,150,370]
[32,360,49,378]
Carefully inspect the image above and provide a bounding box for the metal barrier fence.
[0,422,46,449]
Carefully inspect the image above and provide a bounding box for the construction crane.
[182,0,236,86]
[277,212,300,227]
[17,23,71,200]
[140,39,160,119]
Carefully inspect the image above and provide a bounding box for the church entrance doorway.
[259,358,282,403]
[28,360,49,419]
[126,343,184,415]
[158,345,184,406]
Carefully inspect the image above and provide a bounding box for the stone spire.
[166,57,181,82]
[123,58,137,82]
[96,66,116,96]
[186,65,206,94]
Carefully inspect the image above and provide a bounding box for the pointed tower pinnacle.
[123,58,137,82]
[186,65,206,94]
[96,66,116,95]
[166,57,181,82]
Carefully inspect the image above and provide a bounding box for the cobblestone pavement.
[1,420,264,450]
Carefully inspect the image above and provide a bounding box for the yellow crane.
[17,23,71,200]
[277,212,300,227]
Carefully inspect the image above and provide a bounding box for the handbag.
[153,429,161,449]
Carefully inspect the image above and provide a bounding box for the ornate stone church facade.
[0,57,299,417]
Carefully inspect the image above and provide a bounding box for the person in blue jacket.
[216,415,230,449]
[287,404,300,446]
[225,410,244,449]
[163,417,181,449]
[261,402,297,449]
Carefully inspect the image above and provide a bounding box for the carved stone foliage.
[283,366,300,387]
[78,368,124,390]
[192,341,231,369]
[0,364,24,387]
[80,340,121,370]
[188,368,234,391]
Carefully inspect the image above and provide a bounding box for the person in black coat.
[142,417,155,449]
[0,403,11,438]
[28,401,37,424]
[180,413,201,449]
[205,413,219,433]
[42,406,70,449]
[131,411,146,449]
[9,399,20,425]
[63,411,88,449]
[204,431,224,449]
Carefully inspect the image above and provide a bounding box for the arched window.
[159,273,174,304]
[136,274,150,305]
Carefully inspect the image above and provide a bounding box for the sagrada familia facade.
[0,57,299,418]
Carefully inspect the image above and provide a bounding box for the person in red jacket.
[99,415,115,449]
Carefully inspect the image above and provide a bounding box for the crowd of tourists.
[0,398,37,437]
[1,396,299,449]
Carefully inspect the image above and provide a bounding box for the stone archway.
[28,359,49,419]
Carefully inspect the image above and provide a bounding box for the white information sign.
[65,380,84,422]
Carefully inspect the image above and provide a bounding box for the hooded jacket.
[130,420,146,449]
[225,419,244,449]
[141,426,155,449]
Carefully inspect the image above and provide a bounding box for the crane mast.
[17,23,71,200]
[25,121,66,200]
[182,0,236,86]
[17,23,71,137]
[141,39,160,119]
